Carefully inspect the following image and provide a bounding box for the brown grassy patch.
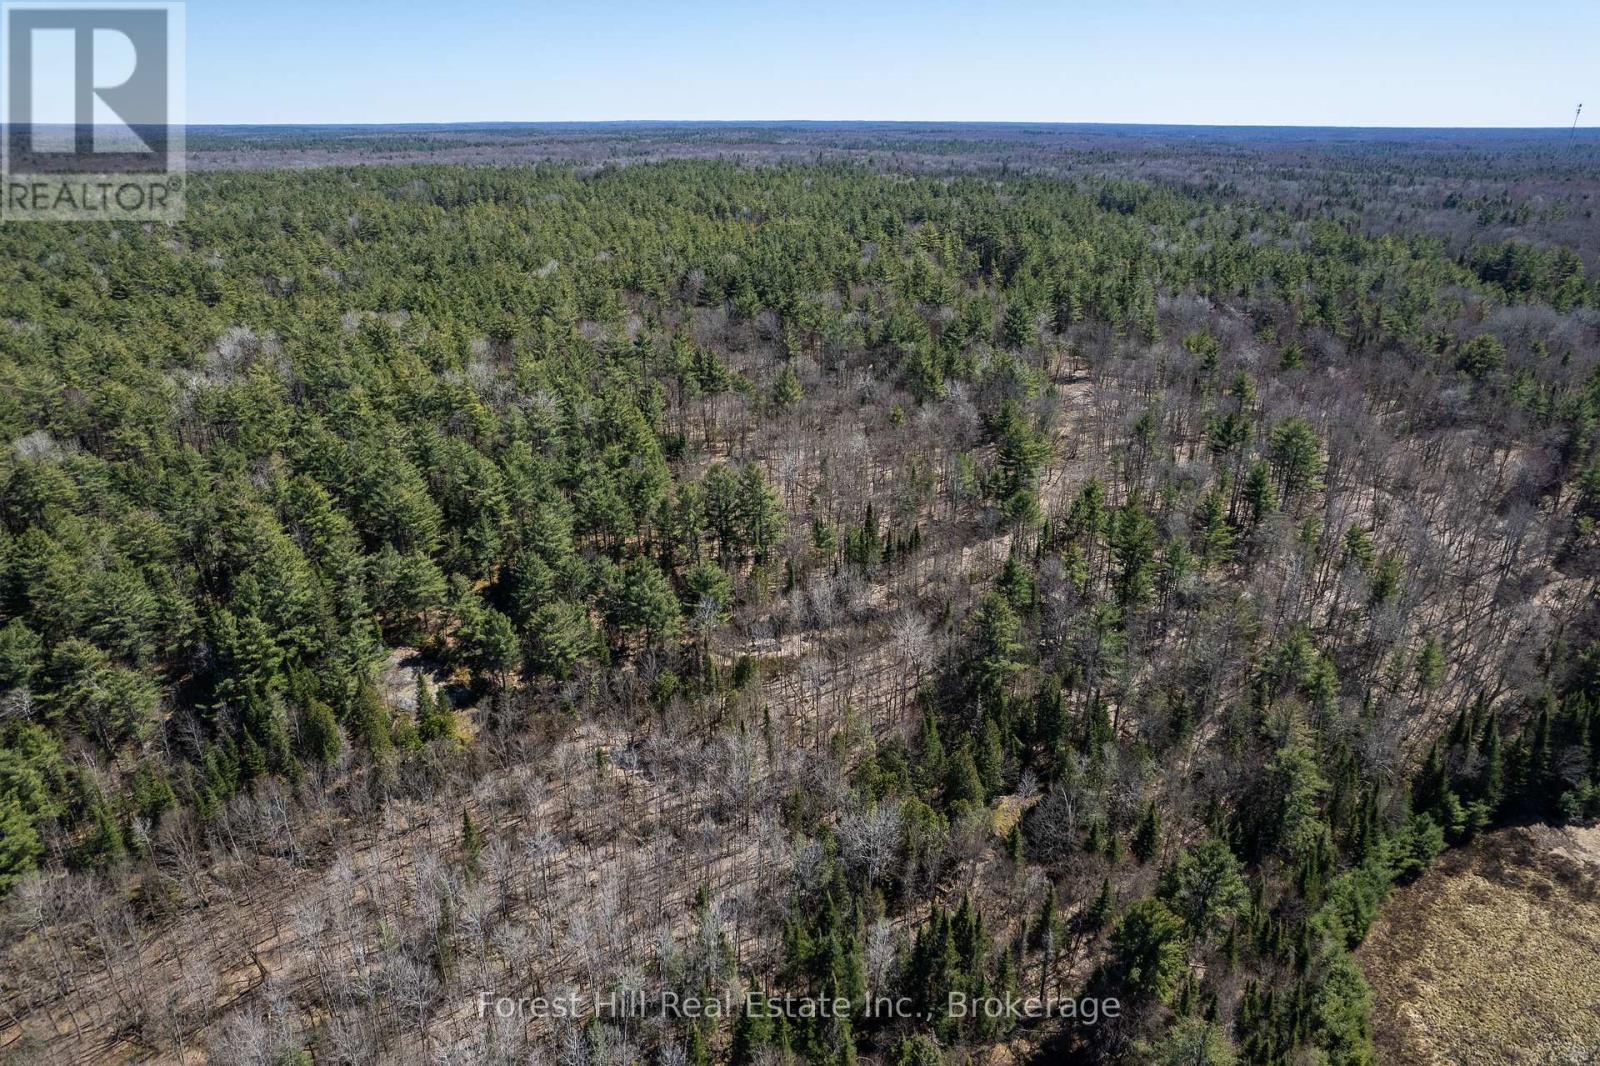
[1357,826,1600,1065]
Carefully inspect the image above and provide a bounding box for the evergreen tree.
[970,592,1022,712]
[730,988,774,1066]
[1193,489,1234,568]
[525,600,596,679]
[1106,898,1188,1003]
[1111,503,1159,612]
[1031,883,1059,951]
[1084,877,1115,934]
[1243,462,1276,525]
[299,699,343,764]
[0,619,44,689]
[1476,717,1504,813]
[945,747,987,812]
[351,686,394,761]
[1162,838,1249,937]
[462,605,521,688]
[738,465,787,565]
[1267,417,1325,507]
[919,713,948,791]
[606,558,683,647]
[1133,800,1163,863]
[772,364,804,409]
[0,792,43,895]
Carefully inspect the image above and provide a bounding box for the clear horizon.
[173,120,1590,132]
[184,0,1596,128]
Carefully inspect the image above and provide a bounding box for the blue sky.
[187,0,1597,127]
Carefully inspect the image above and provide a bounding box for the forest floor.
[1357,825,1600,1066]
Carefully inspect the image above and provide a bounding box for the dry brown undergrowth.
[1358,825,1600,1066]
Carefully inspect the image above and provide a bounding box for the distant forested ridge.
[1,156,1597,1064]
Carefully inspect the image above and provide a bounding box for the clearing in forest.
[1358,826,1600,1066]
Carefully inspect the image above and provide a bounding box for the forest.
[1,130,1599,1065]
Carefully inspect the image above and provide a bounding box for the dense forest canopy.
[2,145,1598,1064]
